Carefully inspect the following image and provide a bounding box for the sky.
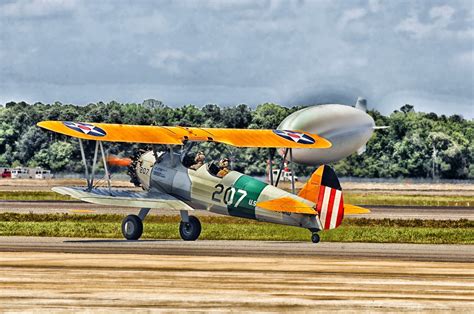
[0,0,473,117]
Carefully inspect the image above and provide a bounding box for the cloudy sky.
[0,0,473,117]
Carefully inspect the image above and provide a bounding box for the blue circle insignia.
[273,130,315,144]
[63,122,107,137]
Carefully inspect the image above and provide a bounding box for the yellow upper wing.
[37,121,332,149]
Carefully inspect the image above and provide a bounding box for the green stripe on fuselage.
[227,175,267,219]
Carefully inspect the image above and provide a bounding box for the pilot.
[190,151,205,170]
[217,158,230,178]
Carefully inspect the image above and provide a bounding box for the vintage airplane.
[37,121,369,243]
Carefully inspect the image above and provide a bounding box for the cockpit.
[181,148,231,178]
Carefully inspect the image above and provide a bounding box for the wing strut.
[99,141,112,195]
[274,148,288,187]
[268,149,275,185]
[289,148,295,194]
[78,139,112,194]
[78,139,90,188]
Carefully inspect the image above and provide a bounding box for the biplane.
[37,121,370,243]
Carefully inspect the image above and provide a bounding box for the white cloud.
[339,8,367,29]
[331,57,368,74]
[149,50,218,74]
[179,0,262,11]
[395,15,433,38]
[454,50,474,65]
[395,5,464,39]
[429,5,455,23]
[455,28,474,39]
[368,0,381,13]
[0,0,78,17]
[125,12,168,35]
[0,0,472,117]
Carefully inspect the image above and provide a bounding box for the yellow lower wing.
[37,121,332,149]
[257,199,370,216]
[257,197,316,215]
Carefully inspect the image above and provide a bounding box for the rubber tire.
[121,215,143,240]
[179,216,202,241]
[311,233,320,244]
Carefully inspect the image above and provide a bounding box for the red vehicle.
[1,169,11,178]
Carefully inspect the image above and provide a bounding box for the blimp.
[278,98,382,165]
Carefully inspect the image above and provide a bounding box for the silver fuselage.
[135,151,322,230]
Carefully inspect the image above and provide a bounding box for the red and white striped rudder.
[298,165,344,230]
[316,166,344,229]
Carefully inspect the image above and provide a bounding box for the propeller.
[106,155,132,167]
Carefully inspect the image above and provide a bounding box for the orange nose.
[106,155,132,167]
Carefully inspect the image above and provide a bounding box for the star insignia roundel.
[63,122,107,137]
[273,130,315,144]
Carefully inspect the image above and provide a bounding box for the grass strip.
[344,193,473,207]
[0,191,72,201]
[1,213,473,228]
[1,191,472,207]
[0,213,472,244]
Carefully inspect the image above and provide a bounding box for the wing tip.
[344,204,371,214]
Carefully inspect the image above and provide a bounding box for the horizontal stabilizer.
[344,204,371,215]
[257,197,316,215]
[52,187,194,210]
[355,97,367,112]
[373,126,389,129]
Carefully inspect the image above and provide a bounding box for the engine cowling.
[128,150,156,189]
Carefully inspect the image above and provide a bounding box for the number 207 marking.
[212,184,247,207]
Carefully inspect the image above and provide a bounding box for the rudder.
[298,165,344,230]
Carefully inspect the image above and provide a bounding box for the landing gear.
[121,215,143,240]
[311,232,320,244]
[179,216,202,241]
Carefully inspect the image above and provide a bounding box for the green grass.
[0,191,72,201]
[1,191,472,207]
[344,192,472,207]
[0,213,472,244]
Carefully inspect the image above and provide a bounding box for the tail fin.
[299,165,344,230]
[355,97,367,112]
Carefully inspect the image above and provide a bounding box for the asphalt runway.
[0,238,473,311]
[0,236,473,262]
[0,200,472,220]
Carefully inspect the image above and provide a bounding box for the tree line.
[0,100,472,179]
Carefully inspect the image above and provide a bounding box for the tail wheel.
[311,233,320,244]
[121,215,143,240]
[179,216,201,241]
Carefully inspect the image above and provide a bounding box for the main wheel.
[121,215,143,240]
[179,216,201,241]
[311,233,320,244]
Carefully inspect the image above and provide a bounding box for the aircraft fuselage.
[135,151,321,231]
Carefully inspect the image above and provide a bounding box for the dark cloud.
[0,0,472,117]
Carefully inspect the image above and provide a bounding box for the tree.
[249,103,288,129]
[32,141,74,172]
[221,104,252,128]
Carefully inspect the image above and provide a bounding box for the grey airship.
[278,98,377,165]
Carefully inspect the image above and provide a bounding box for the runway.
[0,236,473,262]
[0,200,472,220]
[0,239,472,311]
